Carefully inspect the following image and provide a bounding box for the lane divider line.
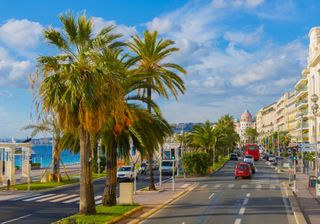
[1,214,31,224]
[234,218,242,224]
[208,193,215,200]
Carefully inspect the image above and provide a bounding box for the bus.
[243,144,260,161]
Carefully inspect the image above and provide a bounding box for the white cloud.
[92,17,137,40]
[0,19,43,50]
[0,90,13,98]
[224,26,263,46]
[212,0,264,9]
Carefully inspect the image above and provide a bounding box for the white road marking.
[228,184,234,188]
[208,193,215,199]
[239,207,246,215]
[256,184,262,189]
[1,214,31,224]
[182,222,186,224]
[23,194,55,202]
[201,184,208,188]
[234,218,242,224]
[50,194,78,203]
[181,184,190,189]
[63,196,80,204]
[77,195,102,204]
[10,194,41,201]
[213,184,221,188]
[246,193,251,197]
[241,185,248,189]
[270,185,276,190]
[37,194,67,202]
[95,200,102,205]
[243,198,248,205]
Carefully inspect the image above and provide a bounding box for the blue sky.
[0,0,320,138]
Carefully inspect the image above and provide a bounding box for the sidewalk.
[118,179,196,224]
[295,171,320,224]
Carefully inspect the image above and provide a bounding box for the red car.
[235,163,252,179]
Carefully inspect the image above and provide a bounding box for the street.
[143,160,296,224]
[0,171,170,224]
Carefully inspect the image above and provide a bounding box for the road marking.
[23,194,55,202]
[50,194,78,203]
[228,184,234,188]
[270,185,276,190]
[234,218,242,224]
[10,194,41,201]
[37,194,67,202]
[1,214,31,224]
[256,184,262,189]
[208,193,215,199]
[243,198,248,205]
[246,193,251,197]
[182,222,186,224]
[213,184,221,188]
[239,207,246,215]
[63,196,80,203]
[181,184,190,189]
[77,195,102,204]
[201,184,208,188]
[241,185,248,189]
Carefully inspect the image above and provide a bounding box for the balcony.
[295,86,308,99]
[295,99,308,109]
[294,77,307,89]
[296,122,309,130]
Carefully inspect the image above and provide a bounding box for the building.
[235,109,256,144]
[256,27,320,146]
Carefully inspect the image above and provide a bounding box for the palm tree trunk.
[102,136,117,206]
[52,137,61,182]
[147,87,156,190]
[79,127,96,215]
[148,151,156,190]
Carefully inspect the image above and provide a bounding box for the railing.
[295,99,308,107]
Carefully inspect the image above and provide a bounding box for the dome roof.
[240,109,252,122]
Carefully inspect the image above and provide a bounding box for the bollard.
[6,179,10,190]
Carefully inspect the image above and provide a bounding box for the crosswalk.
[9,193,104,205]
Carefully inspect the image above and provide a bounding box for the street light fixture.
[311,93,320,196]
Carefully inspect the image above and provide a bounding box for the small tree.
[182,151,210,176]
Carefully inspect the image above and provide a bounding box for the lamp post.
[311,93,320,196]
[299,111,304,173]
[277,127,280,157]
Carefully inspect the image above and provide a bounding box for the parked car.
[245,161,256,173]
[146,160,159,170]
[243,155,254,163]
[160,161,177,175]
[235,163,252,179]
[268,154,276,162]
[117,165,136,182]
[230,153,238,161]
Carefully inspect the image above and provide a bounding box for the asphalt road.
[0,171,170,224]
[143,160,296,224]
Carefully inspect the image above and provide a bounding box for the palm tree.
[128,30,186,190]
[37,13,124,215]
[23,117,62,182]
[186,121,216,152]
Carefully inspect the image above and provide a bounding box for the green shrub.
[182,151,210,176]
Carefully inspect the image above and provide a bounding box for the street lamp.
[311,93,320,196]
[298,111,304,173]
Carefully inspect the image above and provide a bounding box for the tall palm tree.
[37,13,124,215]
[128,30,186,190]
[23,117,62,182]
[186,121,216,152]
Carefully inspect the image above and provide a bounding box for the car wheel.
[235,176,237,179]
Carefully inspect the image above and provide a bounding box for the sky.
[0,0,320,138]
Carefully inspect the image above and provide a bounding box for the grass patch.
[212,156,229,172]
[59,204,139,224]
[8,178,79,191]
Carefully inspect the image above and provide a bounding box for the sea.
[14,144,80,168]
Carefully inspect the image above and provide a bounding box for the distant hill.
[171,123,200,133]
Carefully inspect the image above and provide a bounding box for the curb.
[210,159,229,176]
[128,182,198,224]
[282,182,308,224]
[107,205,144,224]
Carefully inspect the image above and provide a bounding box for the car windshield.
[118,167,131,171]
[248,145,259,150]
[237,165,248,170]
[162,161,173,166]
[245,155,253,158]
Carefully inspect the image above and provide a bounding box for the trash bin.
[119,182,134,204]
[309,176,317,188]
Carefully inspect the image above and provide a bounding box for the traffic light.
[292,150,297,161]
[171,148,175,160]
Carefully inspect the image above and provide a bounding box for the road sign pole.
[294,157,296,192]
[172,159,175,192]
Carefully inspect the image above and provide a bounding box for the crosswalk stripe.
[228,184,234,188]
[50,194,78,203]
[63,196,80,204]
[10,194,41,201]
[270,185,276,190]
[37,194,67,202]
[23,194,55,202]
[201,184,208,188]
[181,184,190,189]
[95,200,102,205]
[77,195,102,204]
[214,184,221,188]
[241,185,248,189]
[256,184,262,189]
